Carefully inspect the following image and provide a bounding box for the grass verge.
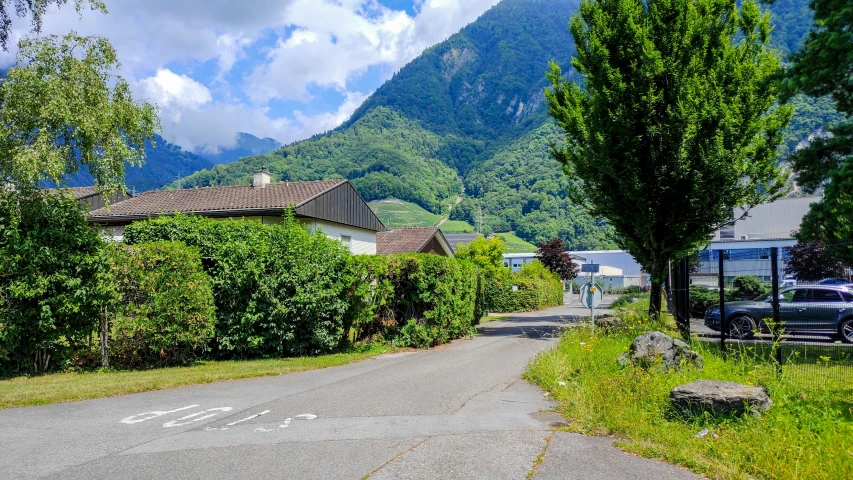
[1,344,391,409]
[524,302,853,480]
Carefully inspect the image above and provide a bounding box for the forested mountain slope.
[173,0,834,249]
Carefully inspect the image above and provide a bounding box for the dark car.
[817,278,853,287]
[704,286,853,343]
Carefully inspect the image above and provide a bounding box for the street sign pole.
[580,263,601,332]
[590,270,595,332]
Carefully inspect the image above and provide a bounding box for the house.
[87,169,386,254]
[377,227,454,256]
[570,249,648,288]
[48,186,133,212]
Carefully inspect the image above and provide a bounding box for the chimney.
[253,166,271,188]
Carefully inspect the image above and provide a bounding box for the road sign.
[579,282,603,309]
[581,263,600,273]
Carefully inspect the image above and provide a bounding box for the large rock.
[595,316,627,331]
[617,331,703,371]
[670,380,772,416]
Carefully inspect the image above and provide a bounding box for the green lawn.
[495,232,537,253]
[439,220,476,233]
[0,344,391,409]
[524,302,853,480]
[369,199,442,228]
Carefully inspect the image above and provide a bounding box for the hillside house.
[87,170,386,254]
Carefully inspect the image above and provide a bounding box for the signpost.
[579,264,601,330]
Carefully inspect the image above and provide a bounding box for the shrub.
[731,275,768,300]
[537,237,579,281]
[345,254,394,343]
[0,190,105,375]
[106,242,216,369]
[125,213,356,357]
[384,254,482,347]
[486,261,564,312]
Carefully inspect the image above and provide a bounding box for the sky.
[0,0,500,154]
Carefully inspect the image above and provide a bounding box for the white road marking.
[279,418,292,428]
[162,407,233,428]
[120,405,199,425]
[293,414,317,420]
[227,410,270,426]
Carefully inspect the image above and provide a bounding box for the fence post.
[718,250,726,355]
[770,247,782,368]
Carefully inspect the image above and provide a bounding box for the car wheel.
[728,315,756,340]
[839,318,853,344]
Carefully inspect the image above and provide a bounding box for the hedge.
[347,254,482,347]
[124,213,355,357]
[105,242,216,369]
[0,190,106,375]
[485,261,564,313]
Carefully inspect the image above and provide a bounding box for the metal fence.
[671,244,853,389]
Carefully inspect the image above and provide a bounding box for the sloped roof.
[47,186,99,199]
[88,180,345,219]
[443,233,480,252]
[378,227,449,255]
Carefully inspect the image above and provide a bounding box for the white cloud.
[5,0,501,152]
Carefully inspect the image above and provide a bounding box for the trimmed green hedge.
[0,190,106,375]
[485,261,564,313]
[106,242,216,369]
[124,213,355,357]
[347,254,483,348]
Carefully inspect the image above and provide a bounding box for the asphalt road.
[0,304,697,480]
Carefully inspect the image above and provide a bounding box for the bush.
[0,190,105,375]
[731,275,767,300]
[125,213,358,357]
[383,254,482,347]
[486,261,564,313]
[106,242,216,369]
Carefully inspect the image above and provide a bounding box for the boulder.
[618,331,703,371]
[595,316,627,331]
[630,297,641,303]
[670,380,772,417]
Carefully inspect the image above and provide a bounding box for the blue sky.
[0,0,500,153]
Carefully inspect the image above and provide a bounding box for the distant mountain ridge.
[199,133,282,165]
[172,0,832,249]
[52,132,281,193]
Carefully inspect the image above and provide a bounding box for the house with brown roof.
[377,227,454,257]
[87,169,386,255]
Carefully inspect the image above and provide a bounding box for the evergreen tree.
[546,0,792,316]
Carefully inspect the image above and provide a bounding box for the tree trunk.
[99,308,110,369]
[648,261,666,319]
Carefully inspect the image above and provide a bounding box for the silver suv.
[704,286,853,343]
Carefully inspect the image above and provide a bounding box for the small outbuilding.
[377,227,454,257]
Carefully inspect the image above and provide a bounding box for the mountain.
[54,135,215,193]
[199,132,282,165]
[172,0,833,249]
[51,132,282,193]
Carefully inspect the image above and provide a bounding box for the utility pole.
[475,206,484,234]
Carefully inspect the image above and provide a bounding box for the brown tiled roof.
[88,180,345,219]
[46,186,99,199]
[377,227,442,255]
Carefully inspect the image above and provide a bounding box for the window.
[780,290,795,303]
[842,291,853,302]
[340,235,352,251]
[719,225,735,240]
[792,289,810,303]
[810,289,844,302]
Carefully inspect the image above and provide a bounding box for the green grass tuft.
[495,232,538,253]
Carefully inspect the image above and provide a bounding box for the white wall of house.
[300,218,377,255]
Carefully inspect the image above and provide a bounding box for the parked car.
[817,277,853,287]
[704,286,853,343]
